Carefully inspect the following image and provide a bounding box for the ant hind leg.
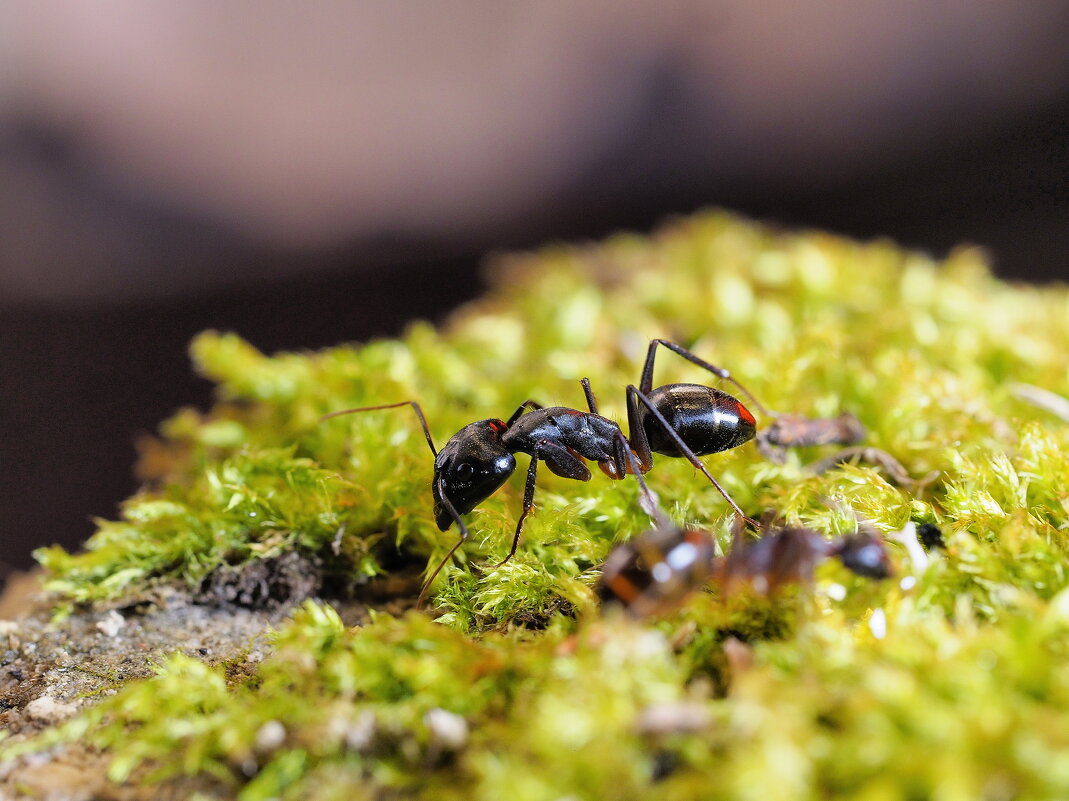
[641,339,774,417]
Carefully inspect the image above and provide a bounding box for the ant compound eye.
[454,462,474,480]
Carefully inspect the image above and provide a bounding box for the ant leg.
[494,440,589,569]
[612,430,664,523]
[580,377,599,414]
[641,339,774,417]
[416,477,469,607]
[505,399,545,427]
[625,382,657,475]
[321,400,438,457]
[493,455,540,569]
[627,385,757,527]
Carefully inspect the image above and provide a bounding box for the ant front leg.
[626,384,757,528]
[494,440,590,569]
[642,339,773,417]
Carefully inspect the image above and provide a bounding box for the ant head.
[836,531,893,579]
[432,419,516,530]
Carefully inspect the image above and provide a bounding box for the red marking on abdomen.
[735,402,756,427]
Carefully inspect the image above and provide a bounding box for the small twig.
[756,413,866,463]
[808,446,940,490]
[1010,383,1069,422]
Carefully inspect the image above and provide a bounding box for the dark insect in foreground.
[599,513,892,618]
[322,340,771,604]
[916,522,945,550]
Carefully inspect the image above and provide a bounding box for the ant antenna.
[320,401,437,457]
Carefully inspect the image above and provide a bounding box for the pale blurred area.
[1,2,1068,576]
[2,2,1067,301]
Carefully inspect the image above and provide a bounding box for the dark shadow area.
[0,254,484,576]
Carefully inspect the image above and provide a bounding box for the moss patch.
[6,211,1069,799]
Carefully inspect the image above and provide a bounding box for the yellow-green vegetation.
[14,212,1069,799]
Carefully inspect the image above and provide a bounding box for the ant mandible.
[322,340,769,604]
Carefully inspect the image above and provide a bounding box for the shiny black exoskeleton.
[429,418,515,529]
[626,340,759,459]
[615,339,766,522]
[639,385,757,457]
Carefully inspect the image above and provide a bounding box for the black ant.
[322,340,771,604]
[599,512,891,618]
[321,384,663,605]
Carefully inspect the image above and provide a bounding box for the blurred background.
[2,2,1068,584]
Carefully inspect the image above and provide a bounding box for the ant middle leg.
[495,433,666,570]
[493,440,591,569]
[641,339,774,417]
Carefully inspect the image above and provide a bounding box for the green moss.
[12,211,1069,798]
[12,598,1069,800]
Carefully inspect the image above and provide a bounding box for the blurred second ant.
[598,511,891,618]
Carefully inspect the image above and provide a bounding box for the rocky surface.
[0,569,417,800]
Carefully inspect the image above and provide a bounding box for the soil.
[0,565,420,800]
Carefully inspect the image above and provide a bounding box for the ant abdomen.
[640,384,757,457]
